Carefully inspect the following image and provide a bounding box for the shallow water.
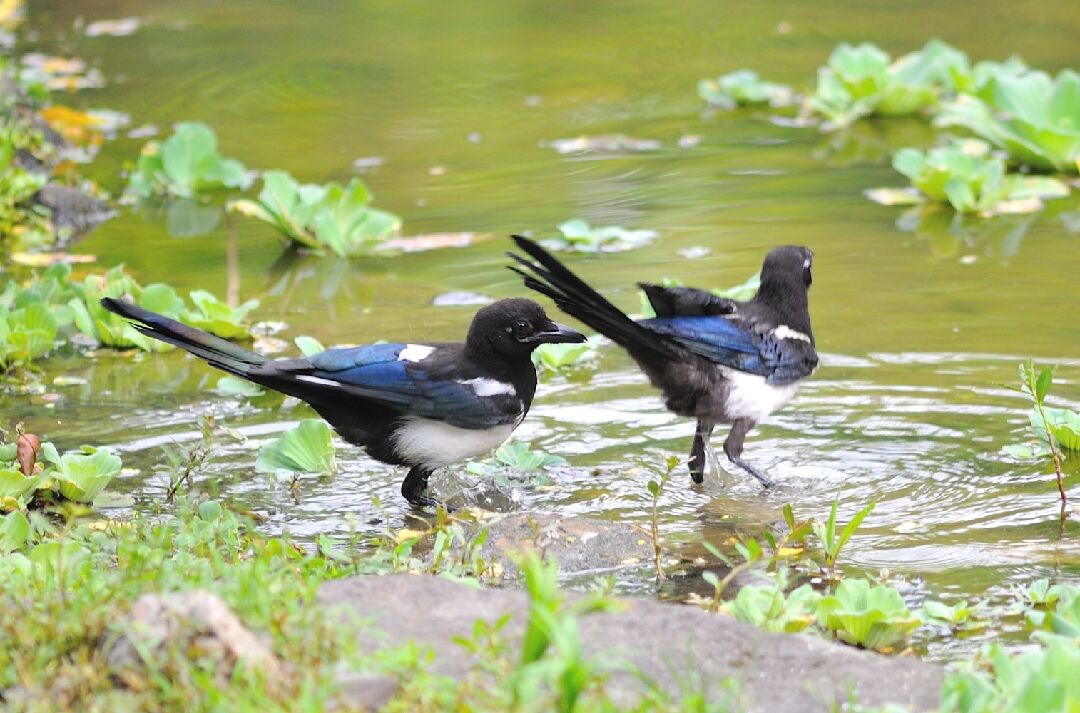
[11,0,1080,661]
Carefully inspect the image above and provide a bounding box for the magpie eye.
[512,320,532,340]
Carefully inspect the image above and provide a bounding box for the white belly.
[721,368,799,423]
[392,418,517,467]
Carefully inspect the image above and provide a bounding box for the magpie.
[508,236,817,487]
[100,296,585,508]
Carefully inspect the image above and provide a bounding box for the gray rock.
[328,674,398,711]
[35,183,115,237]
[106,590,289,691]
[319,574,944,712]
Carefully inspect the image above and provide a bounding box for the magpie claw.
[731,456,774,488]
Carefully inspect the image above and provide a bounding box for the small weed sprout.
[701,537,764,613]
[646,455,679,582]
[812,496,876,580]
[1005,360,1073,504]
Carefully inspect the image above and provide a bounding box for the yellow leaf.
[776,547,804,557]
[11,252,96,267]
[395,528,425,544]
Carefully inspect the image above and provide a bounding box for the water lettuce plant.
[1026,587,1080,644]
[936,69,1080,173]
[465,440,566,489]
[183,290,259,340]
[723,582,821,634]
[254,419,337,478]
[532,337,599,373]
[940,640,1080,712]
[1015,579,1079,610]
[816,578,920,651]
[1,434,122,507]
[869,139,1069,215]
[697,69,796,109]
[810,40,967,129]
[40,442,122,502]
[493,441,567,472]
[0,299,57,370]
[539,219,657,253]
[228,170,401,257]
[126,121,252,198]
[64,266,256,350]
[921,599,990,633]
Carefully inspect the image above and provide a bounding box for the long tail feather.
[100,297,267,377]
[507,236,676,358]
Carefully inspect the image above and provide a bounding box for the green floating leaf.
[936,69,1080,173]
[41,443,123,503]
[0,469,40,501]
[185,290,258,340]
[810,40,966,129]
[127,121,252,198]
[697,69,796,109]
[228,170,401,257]
[817,578,920,651]
[724,583,820,634]
[540,219,658,254]
[255,419,337,476]
[532,340,598,372]
[294,335,325,356]
[881,139,1069,215]
[0,510,30,552]
[492,441,567,472]
[215,376,265,398]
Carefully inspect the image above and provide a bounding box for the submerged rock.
[474,511,653,577]
[319,574,945,712]
[36,184,116,237]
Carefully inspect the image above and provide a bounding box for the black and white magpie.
[100,296,585,508]
[508,236,817,487]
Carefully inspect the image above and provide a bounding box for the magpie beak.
[529,321,586,345]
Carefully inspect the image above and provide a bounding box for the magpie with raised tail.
[508,236,817,487]
[100,296,585,508]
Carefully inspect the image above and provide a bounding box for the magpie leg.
[688,420,715,484]
[401,466,441,509]
[723,419,774,488]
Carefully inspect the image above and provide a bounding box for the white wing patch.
[458,378,516,397]
[398,344,435,362]
[297,375,341,388]
[772,325,811,343]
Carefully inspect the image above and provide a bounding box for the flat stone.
[319,574,944,712]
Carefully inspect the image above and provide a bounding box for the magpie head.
[761,245,813,291]
[467,298,586,359]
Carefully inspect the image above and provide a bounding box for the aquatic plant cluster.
[1,2,1078,708]
[699,40,1079,216]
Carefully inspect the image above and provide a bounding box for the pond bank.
[319,573,945,711]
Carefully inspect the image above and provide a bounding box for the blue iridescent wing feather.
[291,344,520,429]
[640,316,815,385]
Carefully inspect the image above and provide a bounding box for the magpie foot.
[731,457,774,488]
[402,465,449,510]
